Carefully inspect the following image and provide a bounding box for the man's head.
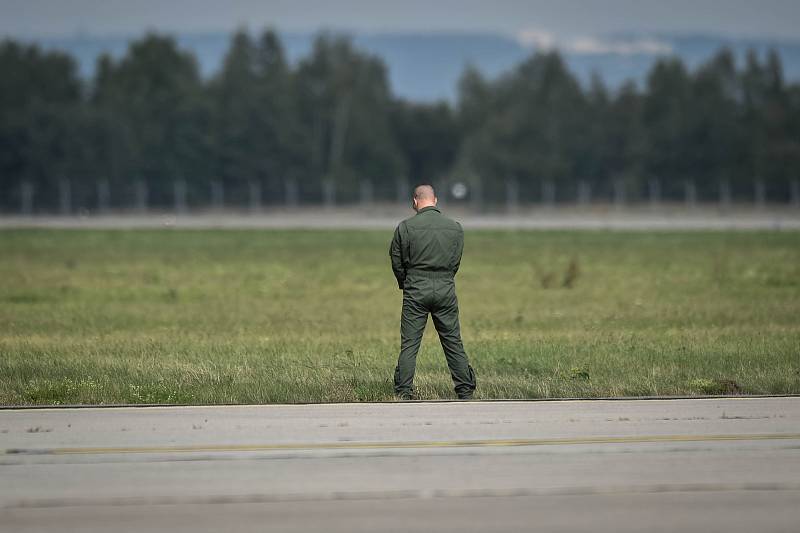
[413,184,437,212]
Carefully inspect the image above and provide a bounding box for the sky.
[2,0,799,41]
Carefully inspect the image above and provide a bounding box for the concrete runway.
[1,398,799,532]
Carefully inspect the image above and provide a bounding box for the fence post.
[20,181,33,215]
[719,179,731,210]
[211,180,224,210]
[58,177,71,215]
[396,177,409,204]
[684,179,697,209]
[648,178,661,209]
[359,179,373,206]
[174,179,187,214]
[432,180,445,208]
[135,179,148,214]
[322,178,335,208]
[470,175,484,213]
[505,176,519,213]
[542,180,555,208]
[284,177,298,208]
[97,180,110,214]
[613,178,625,210]
[249,181,262,213]
[577,180,591,206]
[754,179,765,210]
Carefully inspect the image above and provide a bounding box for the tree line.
[1,29,799,212]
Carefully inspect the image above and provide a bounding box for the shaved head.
[412,184,437,212]
[413,184,435,201]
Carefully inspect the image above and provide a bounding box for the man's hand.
[390,224,407,290]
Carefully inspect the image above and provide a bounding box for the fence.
[4,176,800,215]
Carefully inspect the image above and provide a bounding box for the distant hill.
[19,31,800,102]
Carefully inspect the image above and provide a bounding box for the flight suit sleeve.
[390,223,406,289]
[451,223,464,275]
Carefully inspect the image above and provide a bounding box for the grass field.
[1,228,799,405]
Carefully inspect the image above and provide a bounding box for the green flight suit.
[389,205,476,399]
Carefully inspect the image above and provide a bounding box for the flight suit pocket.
[402,275,430,303]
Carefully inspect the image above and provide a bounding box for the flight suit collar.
[416,206,441,215]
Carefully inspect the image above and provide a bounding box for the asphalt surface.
[1,398,799,532]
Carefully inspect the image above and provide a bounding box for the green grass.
[1,229,799,405]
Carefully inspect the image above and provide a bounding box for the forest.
[1,29,799,211]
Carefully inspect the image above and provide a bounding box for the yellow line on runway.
[7,433,800,456]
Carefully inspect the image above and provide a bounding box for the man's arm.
[451,223,464,275]
[389,223,406,289]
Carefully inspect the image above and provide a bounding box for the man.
[389,184,477,400]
